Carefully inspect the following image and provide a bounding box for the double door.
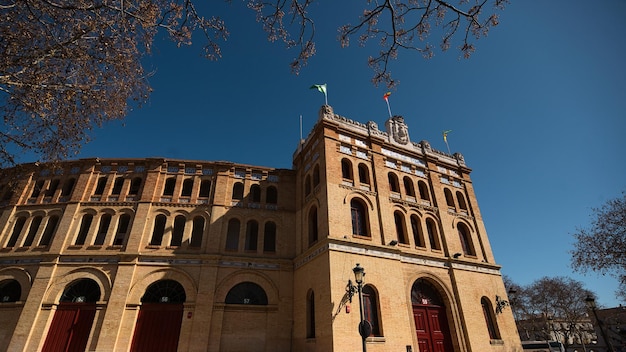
[413,305,453,352]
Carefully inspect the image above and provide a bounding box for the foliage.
[507,276,596,348]
[0,0,507,166]
[571,192,626,302]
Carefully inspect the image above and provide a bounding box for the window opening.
[23,216,43,247]
[94,214,112,245]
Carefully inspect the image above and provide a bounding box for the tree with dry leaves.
[0,0,507,166]
[571,192,626,302]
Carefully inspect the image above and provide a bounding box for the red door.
[413,305,453,352]
[41,303,97,352]
[130,303,183,352]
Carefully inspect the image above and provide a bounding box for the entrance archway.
[411,279,454,352]
[130,280,185,352]
[42,279,100,352]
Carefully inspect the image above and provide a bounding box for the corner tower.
[292,105,520,351]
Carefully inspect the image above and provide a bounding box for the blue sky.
[72,1,626,306]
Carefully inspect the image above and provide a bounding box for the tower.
[291,105,521,351]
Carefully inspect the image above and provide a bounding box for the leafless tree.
[571,192,626,302]
[0,0,507,166]
[508,276,596,350]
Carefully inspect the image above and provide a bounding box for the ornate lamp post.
[352,263,369,352]
[585,295,615,352]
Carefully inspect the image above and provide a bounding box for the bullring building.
[0,105,521,351]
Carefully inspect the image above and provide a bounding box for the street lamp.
[352,263,370,352]
[585,295,615,352]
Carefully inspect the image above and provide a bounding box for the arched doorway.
[130,279,186,352]
[411,279,454,352]
[42,279,100,352]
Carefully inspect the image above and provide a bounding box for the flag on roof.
[310,84,328,104]
[443,130,452,143]
[383,92,391,101]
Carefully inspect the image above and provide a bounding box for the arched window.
[170,215,185,247]
[199,179,211,198]
[149,215,167,246]
[111,177,124,195]
[363,285,382,336]
[225,219,240,251]
[23,216,42,247]
[0,279,21,302]
[456,191,468,211]
[94,214,112,245]
[313,165,320,186]
[61,178,76,197]
[341,159,353,180]
[113,214,131,246]
[358,163,370,185]
[75,214,93,245]
[181,179,193,197]
[45,179,60,197]
[444,188,455,208]
[418,181,430,201]
[232,182,244,200]
[129,177,142,196]
[266,186,278,204]
[306,290,316,338]
[308,206,318,246]
[38,215,59,246]
[305,175,311,196]
[245,220,259,251]
[6,217,26,247]
[141,280,186,303]
[60,279,101,303]
[263,221,276,253]
[163,177,176,196]
[250,184,261,203]
[481,297,501,339]
[411,215,425,247]
[225,282,268,305]
[190,216,204,247]
[404,176,415,197]
[94,177,107,195]
[350,198,369,237]
[426,218,441,250]
[388,173,400,193]
[394,211,408,244]
[458,223,476,256]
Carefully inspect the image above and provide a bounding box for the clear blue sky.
[72,1,626,306]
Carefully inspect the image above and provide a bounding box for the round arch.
[343,192,375,210]
[127,268,197,305]
[214,270,278,305]
[43,267,112,303]
[452,218,476,233]
[0,267,32,301]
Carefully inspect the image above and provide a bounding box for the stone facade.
[0,105,522,351]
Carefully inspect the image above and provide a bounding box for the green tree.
[0,0,507,166]
[571,192,626,302]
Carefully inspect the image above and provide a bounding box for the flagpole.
[300,115,303,142]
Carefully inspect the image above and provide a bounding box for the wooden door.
[41,303,96,352]
[413,305,453,352]
[130,303,183,352]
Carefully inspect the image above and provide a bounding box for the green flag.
[310,83,328,104]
